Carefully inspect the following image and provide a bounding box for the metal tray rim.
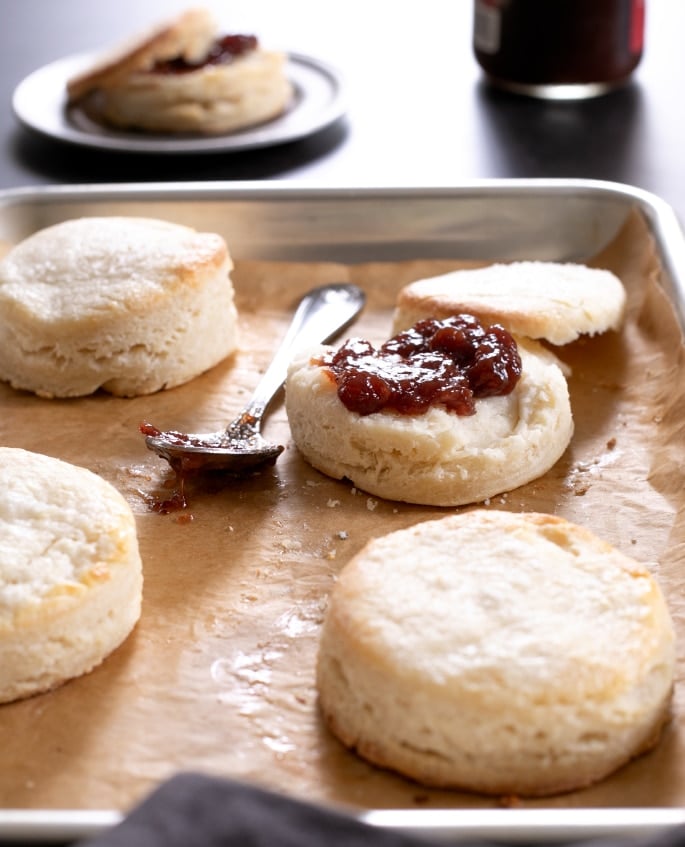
[1,806,685,844]
[0,176,681,226]
[0,174,680,202]
[1,177,682,316]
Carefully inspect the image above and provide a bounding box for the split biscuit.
[0,216,238,398]
[0,447,143,704]
[67,8,293,135]
[285,337,573,507]
[392,261,627,345]
[317,510,675,796]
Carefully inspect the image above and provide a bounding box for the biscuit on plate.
[392,261,627,345]
[0,447,143,704]
[317,510,675,796]
[67,7,293,135]
[0,216,238,398]
[285,316,573,506]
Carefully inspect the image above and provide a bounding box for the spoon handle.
[238,283,366,425]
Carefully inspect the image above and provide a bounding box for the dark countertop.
[0,0,683,220]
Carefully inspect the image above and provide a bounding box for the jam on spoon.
[141,283,366,510]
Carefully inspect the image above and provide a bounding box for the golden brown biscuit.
[0,216,238,398]
[0,447,143,704]
[317,510,675,796]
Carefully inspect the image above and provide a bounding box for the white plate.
[12,51,345,154]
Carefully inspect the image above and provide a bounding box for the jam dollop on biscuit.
[317,315,522,417]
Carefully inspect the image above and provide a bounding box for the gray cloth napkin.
[79,772,444,847]
[79,771,685,847]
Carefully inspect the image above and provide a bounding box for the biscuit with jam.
[285,315,573,507]
[67,7,293,135]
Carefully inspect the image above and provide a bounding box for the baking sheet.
[1,181,685,842]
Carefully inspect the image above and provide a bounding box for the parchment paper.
[1,209,684,813]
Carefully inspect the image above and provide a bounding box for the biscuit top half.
[393,261,627,345]
[67,7,218,102]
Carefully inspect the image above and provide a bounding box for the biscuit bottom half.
[95,50,293,135]
[285,338,573,507]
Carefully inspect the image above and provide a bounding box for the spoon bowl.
[142,282,365,474]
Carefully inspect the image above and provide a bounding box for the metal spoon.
[141,282,365,475]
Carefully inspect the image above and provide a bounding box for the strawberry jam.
[153,34,258,74]
[316,315,522,417]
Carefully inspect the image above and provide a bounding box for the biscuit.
[0,447,143,704]
[285,337,573,507]
[0,216,238,398]
[67,8,293,135]
[392,261,627,345]
[317,510,675,796]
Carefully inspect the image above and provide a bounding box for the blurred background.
[0,0,683,218]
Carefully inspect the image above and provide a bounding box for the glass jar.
[473,0,645,99]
